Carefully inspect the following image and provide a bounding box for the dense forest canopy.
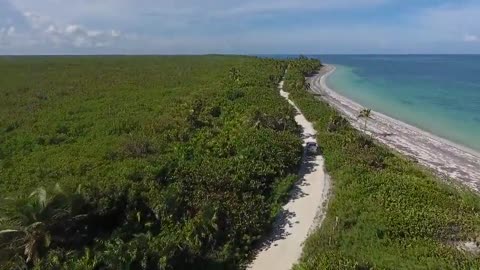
[3,54,480,270]
[0,56,316,269]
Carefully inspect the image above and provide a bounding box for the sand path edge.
[247,80,331,270]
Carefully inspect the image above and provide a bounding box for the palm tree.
[358,108,372,132]
[0,187,52,264]
[0,184,85,264]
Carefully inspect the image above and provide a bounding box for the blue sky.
[1,0,479,54]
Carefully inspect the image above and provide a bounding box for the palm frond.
[0,229,22,235]
[29,187,47,208]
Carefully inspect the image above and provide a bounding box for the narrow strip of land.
[309,65,480,191]
[248,81,330,270]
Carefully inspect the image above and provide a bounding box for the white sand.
[247,81,330,270]
[308,65,480,192]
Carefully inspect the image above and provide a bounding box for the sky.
[0,0,479,54]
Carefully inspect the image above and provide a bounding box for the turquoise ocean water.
[310,55,480,152]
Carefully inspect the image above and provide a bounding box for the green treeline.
[285,58,480,269]
[0,56,302,269]
[2,55,480,270]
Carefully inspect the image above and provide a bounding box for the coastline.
[308,65,480,192]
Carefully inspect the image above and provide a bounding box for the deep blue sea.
[267,55,480,151]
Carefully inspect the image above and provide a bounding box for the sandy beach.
[308,65,480,192]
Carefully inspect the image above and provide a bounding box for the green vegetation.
[3,55,480,270]
[285,58,480,269]
[0,56,303,269]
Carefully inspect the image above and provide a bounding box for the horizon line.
[1,53,480,57]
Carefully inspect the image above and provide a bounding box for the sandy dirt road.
[248,80,330,270]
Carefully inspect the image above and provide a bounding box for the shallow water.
[312,55,480,152]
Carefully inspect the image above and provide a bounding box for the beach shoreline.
[308,65,480,192]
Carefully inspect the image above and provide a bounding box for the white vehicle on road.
[306,142,318,155]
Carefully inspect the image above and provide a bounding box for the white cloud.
[19,11,123,49]
[216,0,386,16]
[2,0,480,54]
[416,2,480,40]
[0,26,16,45]
[45,24,56,34]
[111,30,121,38]
[87,30,102,37]
[65,24,82,35]
[6,26,15,35]
[6,0,389,36]
[0,0,395,54]
[464,34,479,42]
[23,11,50,30]
[10,0,388,18]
